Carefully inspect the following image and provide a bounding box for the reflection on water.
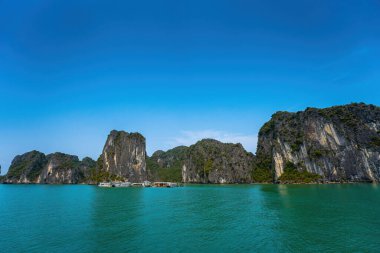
[277,184,289,197]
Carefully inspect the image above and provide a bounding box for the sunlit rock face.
[256,103,380,182]
[4,151,47,183]
[38,153,83,184]
[4,130,147,184]
[100,130,147,183]
[182,139,255,184]
[4,103,380,185]
[4,151,95,184]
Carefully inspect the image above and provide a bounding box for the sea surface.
[1,184,380,253]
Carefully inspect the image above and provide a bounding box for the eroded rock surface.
[100,130,147,182]
[182,139,255,183]
[256,103,380,182]
[4,151,95,184]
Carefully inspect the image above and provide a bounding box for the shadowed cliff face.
[182,139,255,183]
[3,103,380,185]
[38,153,81,184]
[257,103,380,182]
[4,130,147,184]
[100,130,147,182]
[147,140,256,184]
[147,146,188,182]
[5,151,47,183]
[4,152,95,184]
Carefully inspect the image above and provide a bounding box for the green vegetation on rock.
[257,103,380,183]
[4,103,380,185]
[157,167,182,182]
[278,162,321,184]
[184,139,255,183]
[370,136,380,147]
[6,151,47,182]
[7,160,31,179]
[252,154,273,183]
[87,156,124,183]
[146,146,188,182]
[251,167,272,183]
[260,120,274,134]
[89,169,123,183]
[88,157,124,183]
[146,157,182,182]
[204,159,213,177]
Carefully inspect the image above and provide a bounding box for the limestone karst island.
[2,1,380,252]
[2,103,379,185]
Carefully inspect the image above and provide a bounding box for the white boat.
[168,182,179,187]
[143,181,152,187]
[113,182,131,188]
[98,182,112,187]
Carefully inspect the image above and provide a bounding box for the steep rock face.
[100,130,147,182]
[257,103,380,182]
[147,146,188,182]
[5,151,47,183]
[4,151,95,184]
[80,157,97,182]
[151,146,188,168]
[38,153,82,184]
[182,139,255,183]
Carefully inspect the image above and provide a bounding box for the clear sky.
[1,0,380,174]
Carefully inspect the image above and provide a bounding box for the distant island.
[1,102,380,185]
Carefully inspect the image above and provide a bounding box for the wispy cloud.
[169,130,257,153]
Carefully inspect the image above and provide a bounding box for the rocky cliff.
[147,146,188,182]
[5,151,47,183]
[4,151,95,184]
[3,103,379,185]
[256,103,380,183]
[182,139,255,183]
[99,130,147,182]
[147,140,257,184]
[80,157,97,182]
[38,153,85,184]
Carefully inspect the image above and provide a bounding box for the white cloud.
[169,130,257,153]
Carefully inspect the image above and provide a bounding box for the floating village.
[98,181,181,188]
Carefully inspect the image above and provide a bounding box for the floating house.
[98,181,181,188]
[152,182,179,188]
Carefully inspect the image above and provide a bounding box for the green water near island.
[1,184,380,252]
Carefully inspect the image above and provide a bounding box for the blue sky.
[1,0,380,174]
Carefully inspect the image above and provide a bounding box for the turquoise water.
[1,184,380,252]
